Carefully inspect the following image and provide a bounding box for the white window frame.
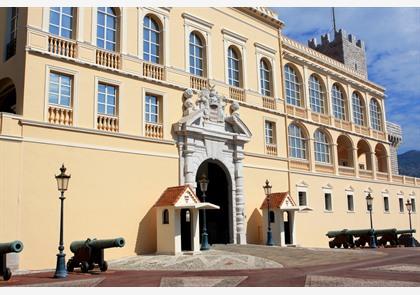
[93,76,121,128]
[288,123,307,160]
[48,72,73,108]
[352,92,365,126]
[323,185,333,212]
[314,129,330,164]
[309,74,325,114]
[145,93,160,124]
[332,84,346,120]
[369,98,382,131]
[49,7,74,39]
[264,120,275,145]
[284,64,302,107]
[255,42,277,98]
[222,28,247,89]
[141,87,166,138]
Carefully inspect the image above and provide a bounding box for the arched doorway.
[196,160,232,245]
[0,78,17,114]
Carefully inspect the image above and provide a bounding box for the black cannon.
[349,229,376,248]
[67,237,125,273]
[397,229,418,247]
[326,229,354,248]
[0,240,24,281]
[375,228,398,247]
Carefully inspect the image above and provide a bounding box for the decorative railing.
[315,163,334,173]
[143,62,165,80]
[338,166,355,176]
[311,112,330,125]
[404,176,416,185]
[265,143,277,156]
[290,159,310,171]
[229,86,246,102]
[145,122,163,139]
[334,119,352,131]
[6,38,16,60]
[262,96,276,110]
[354,125,370,136]
[359,169,373,179]
[190,76,209,90]
[372,130,386,141]
[97,114,118,132]
[48,36,77,58]
[286,105,307,118]
[96,49,121,69]
[392,175,403,184]
[48,105,73,126]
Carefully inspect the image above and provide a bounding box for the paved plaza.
[1,245,420,287]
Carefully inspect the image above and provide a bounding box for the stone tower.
[386,121,403,175]
[308,29,367,78]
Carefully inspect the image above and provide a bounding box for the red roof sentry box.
[260,192,298,210]
[155,185,220,209]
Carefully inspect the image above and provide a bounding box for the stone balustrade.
[190,75,209,90]
[48,36,77,58]
[97,114,119,132]
[265,143,277,156]
[96,49,121,69]
[229,86,246,102]
[143,62,165,80]
[48,105,73,126]
[262,96,276,110]
[145,122,163,139]
[339,166,355,176]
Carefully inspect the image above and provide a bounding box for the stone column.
[183,144,196,187]
[353,148,359,177]
[332,143,339,175]
[234,146,246,244]
[370,151,377,180]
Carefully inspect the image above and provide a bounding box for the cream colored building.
[0,7,418,270]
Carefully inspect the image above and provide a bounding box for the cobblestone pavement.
[109,249,282,271]
[1,246,420,287]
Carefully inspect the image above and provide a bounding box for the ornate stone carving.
[182,88,196,116]
[230,101,240,117]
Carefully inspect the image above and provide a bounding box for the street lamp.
[199,174,210,251]
[405,199,416,247]
[365,193,376,248]
[263,179,274,246]
[54,164,71,278]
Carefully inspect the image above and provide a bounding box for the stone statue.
[182,88,195,116]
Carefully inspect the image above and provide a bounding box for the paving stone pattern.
[361,264,420,273]
[160,276,248,287]
[305,275,420,287]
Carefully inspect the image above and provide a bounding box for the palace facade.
[0,7,418,270]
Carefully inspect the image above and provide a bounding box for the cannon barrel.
[70,239,91,253]
[0,241,24,255]
[374,228,397,236]
[347,229,373,236]
[326,229,348,238]
[88,238,125,249]
[396,229,416,234]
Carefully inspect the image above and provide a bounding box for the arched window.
[228,46,241,87]
[260,59,272,96]
[370,99,382,131]
[97,7,117,51]
[352,92,365,126]
[143,15,161,64]
[162,209,169,224]
[49,7,74,39]
[284,65,302,107]
[189,32,205,77]
[288,124,307,159]
[314,129,330,163]
[309,75,325,113]
[332,84,346,120]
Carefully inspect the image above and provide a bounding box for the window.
[284,64,301,107]
[309,75,325,113]
[352,92,365,126]
[298,191,307,206]
[49,7,73,39]
[412,198,417,213]
[162,209,169,224]
[269,211,275,223]
[399,198,404,213]
[144,15,161,64]
[288,124,307,159]
[265,121,275,145]
[370,99,382,131]
[347,194,354,211]
[97,7,117,51]
[314,129,330,163]
[145,94,160,124]
[48,72,72,108]
[384,196,389,212]
[324,193,332,211]
[260,59,272,96]
[97,83,117,116]
[228,46,240,87]
[332,84,346,120]
[189,32,205,76]
[6,8,18,59]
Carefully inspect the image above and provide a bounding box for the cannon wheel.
[329,241,334,248]
[80,261,89,273]
[67,259,74,272]
[100,261,108,272]
[343,243,349,249]
[88,263,95,271]
[3,268,12,281]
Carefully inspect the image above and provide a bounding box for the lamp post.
[199,174,210,251]
[54,164,71,278]
[405,199,416,247]
[263,179,274,246]
[365,193,376,248]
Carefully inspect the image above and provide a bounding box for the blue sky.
[272,7,420,154]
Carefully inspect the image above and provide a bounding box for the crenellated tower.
[386,121,403,175]
[308,29,367,78]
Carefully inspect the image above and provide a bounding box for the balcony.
[48,36,77,58]
[96,49,121,70]
[229,86,246,102]
[190,75,209,90]
[372,129,386,141]
[48,105,73,126]
[359,169,373,179]
[311,112,330,125]
[265,143,277,156]
[145,122,163,139]
[338,166,355,176]
[286,105,306,119]
[392,174,403,184]
[290,159,310,171]
[143,62,165,81]
[262,96,276,110]
[334,119,352,131]
[315,163,334,174]
[354,125,370,136]
[97,114,119,132]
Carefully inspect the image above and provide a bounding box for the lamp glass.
[263,180,272,195]
[199,175,209,193]
[406,200,412,212]
[366,194,373,206]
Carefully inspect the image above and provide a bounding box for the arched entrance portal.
[196,160,232,244]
